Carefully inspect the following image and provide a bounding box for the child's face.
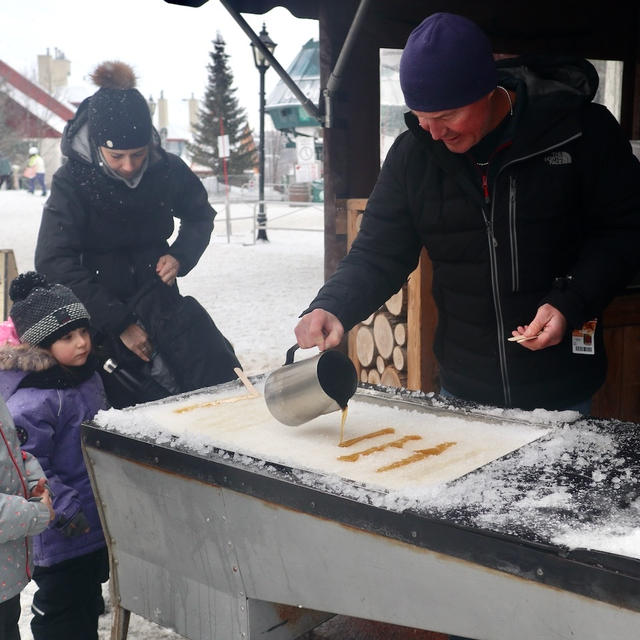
[48,327,92,367]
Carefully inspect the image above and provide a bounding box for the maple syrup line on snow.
[339,406,348,445]
[338,435,422,462]
[338,427,396,448]
[173,393,258,414]
[376,441,457,473]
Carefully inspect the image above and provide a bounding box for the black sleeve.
[542,104,640,327]
[304,136,423,331]
[166,155,216,276]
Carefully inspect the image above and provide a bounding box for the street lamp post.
[251,23,276,242]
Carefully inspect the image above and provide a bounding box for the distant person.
[0,153,12,189]
[26,147,46,196]
[0,272,109,640]
[35,60,241,409]
[294,12,640,416]
[0,394,54,640]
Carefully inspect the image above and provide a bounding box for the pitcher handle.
[284,344,299,365]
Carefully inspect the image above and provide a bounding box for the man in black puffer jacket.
[35,60,240,407]
[295,12,640,412]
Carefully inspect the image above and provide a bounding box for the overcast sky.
[3,0,318,131]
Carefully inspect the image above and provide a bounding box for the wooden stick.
[507,333,541,343]
[234,367,259,396]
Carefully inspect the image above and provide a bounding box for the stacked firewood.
[354,286,408,388]
[345,198,438,392]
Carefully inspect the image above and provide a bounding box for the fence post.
[225,195,231,244]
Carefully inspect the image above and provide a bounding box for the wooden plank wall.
[592,293,640,422]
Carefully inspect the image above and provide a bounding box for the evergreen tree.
[189,33,257,180]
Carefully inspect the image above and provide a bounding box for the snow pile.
[386,419,640,559]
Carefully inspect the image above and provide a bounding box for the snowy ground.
[0,189,325,639]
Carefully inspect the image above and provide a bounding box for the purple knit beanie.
[399,12,497,112]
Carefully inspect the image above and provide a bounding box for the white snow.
[2,189,638,638]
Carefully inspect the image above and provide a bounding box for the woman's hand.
[120,323,153,362]
[156,254,180,286]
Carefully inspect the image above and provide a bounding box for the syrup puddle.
[376,441,456,473]
[338,435,422,462]
[336,409,456,473]
[338,427,396,448]
[173,393,258,414]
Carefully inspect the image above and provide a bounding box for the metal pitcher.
[264,344,358,426]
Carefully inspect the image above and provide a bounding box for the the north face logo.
[544,151,572,165]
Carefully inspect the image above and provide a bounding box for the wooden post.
[0,249,18,321]
[406,248,439,393]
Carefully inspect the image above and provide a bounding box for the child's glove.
[60,510,90,537]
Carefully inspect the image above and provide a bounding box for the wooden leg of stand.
[111,605,131,640]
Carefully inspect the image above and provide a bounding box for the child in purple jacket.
[0,272,109,640]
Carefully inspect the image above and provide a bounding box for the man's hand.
[511,303,567,351]
[156,254,180,286]
[294,309,344,351]
[120,323,153,362]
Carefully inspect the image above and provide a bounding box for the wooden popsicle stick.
[507,333,541,343]
[234,367,260,396]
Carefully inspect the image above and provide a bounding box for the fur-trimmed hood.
[0,343,57,401]
[0,343,57,373]
[0,344,99,400]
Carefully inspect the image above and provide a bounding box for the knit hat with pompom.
[9,272,90,347]
[88,61,152,150]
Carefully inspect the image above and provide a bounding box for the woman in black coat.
[35,61,240,407]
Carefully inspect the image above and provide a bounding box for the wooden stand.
[592,292,640,422]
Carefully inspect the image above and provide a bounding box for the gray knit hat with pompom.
[9,272,90,347]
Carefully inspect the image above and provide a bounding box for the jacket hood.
[0,344,55,400]
[0,343,57,373]
[497,54,599,107]
[61,96,164,167]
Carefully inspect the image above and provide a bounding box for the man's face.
[100,145,148,179]
[411,92,494,154]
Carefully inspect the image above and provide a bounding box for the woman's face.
[100,145,148,179]
[49,327,92,367]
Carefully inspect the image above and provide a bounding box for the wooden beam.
[320,0,381,281]
[0,250,18,322]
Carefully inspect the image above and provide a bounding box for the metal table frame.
[82,397,640,640]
